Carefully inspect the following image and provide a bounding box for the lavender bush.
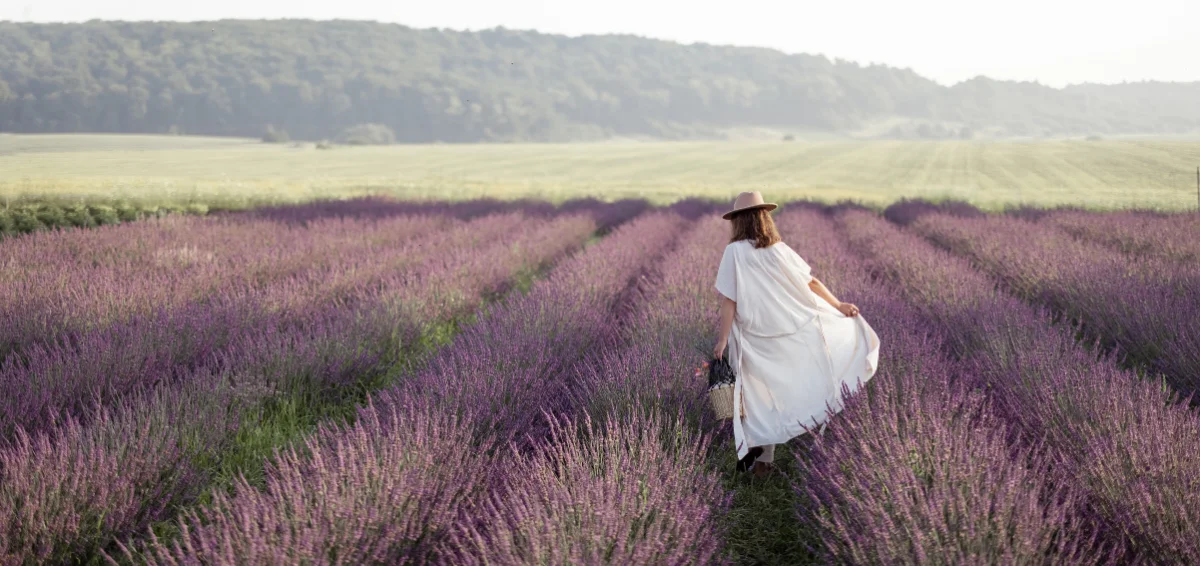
[252,195,648,232]
[454,411,728,565]
[0,376,239,564]
[882,198,985,226]
[1045,209,1200,264]
[250,195,555,223]
[573,217,728,430]
[840,209,1200,563]
[133,397,483,565]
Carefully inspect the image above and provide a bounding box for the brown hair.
[729,207,781,248]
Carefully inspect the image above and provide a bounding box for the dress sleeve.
[714,244,737,301]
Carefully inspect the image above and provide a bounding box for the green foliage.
[64,205,98,228]
[158,204,186,216]
[89,205,120,225]
[10,209,45,233]
[0,21,1195,142]
[0,200,212,237]
[335,123,396,145]
[184,203,209,215]
[34,205,67,227]
[115,205,141,222]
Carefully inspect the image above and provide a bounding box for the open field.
[2,134,1200,210]
[1,198,1197,564]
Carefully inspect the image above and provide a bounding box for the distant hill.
[0,20,1197,142]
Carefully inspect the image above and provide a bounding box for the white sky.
[3,0,1197,87]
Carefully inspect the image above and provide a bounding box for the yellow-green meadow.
[3,134,1198,210]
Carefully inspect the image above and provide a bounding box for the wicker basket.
[708,382,736,420]
[705,356,739,420]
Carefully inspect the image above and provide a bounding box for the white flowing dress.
[715,240,880,459]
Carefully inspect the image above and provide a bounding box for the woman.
[714,192,880,477]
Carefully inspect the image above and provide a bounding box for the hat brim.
[721,203,777,220]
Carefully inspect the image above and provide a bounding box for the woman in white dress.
[714,192,880,477]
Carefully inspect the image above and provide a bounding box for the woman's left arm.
[714,295,736,359]
[809,277,860,317]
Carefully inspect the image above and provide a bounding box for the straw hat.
[721,191,778,220]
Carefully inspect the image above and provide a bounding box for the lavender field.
[0,197,1197,565]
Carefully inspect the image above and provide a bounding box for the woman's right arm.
[714,295,736,359]
[787,246,859,317]
[809,277,860,317]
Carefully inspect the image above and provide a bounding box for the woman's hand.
[837,302,861,317]
[714,337,728,360]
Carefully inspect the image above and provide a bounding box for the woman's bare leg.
[756,444,775,463]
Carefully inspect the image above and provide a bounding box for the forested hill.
[1,20,1198,142]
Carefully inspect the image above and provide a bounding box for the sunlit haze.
[3,0,1197,87]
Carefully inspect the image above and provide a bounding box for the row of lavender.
[134,210,732,564]
[807,208,1200,563]
[4,194,1196,563]
[0,199,633,563]
[1044,209,1200,264]
[1,214,478,438]
[1,207,453,356]
[0,197,648,440]
[886,200,1200,396]
[0,196,644,358]
[126,202,1197,564]
[450,213,729,564]
[912,212,1200,398]
[0,197,643,358]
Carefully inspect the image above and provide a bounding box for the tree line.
[0,20,1196,142]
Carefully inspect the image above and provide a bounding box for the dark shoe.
[736,447,764,473]
[751,461,776,479]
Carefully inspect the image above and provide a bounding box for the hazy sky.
[4,0,1197,87]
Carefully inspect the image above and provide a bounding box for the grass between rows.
[717,439,823,566]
